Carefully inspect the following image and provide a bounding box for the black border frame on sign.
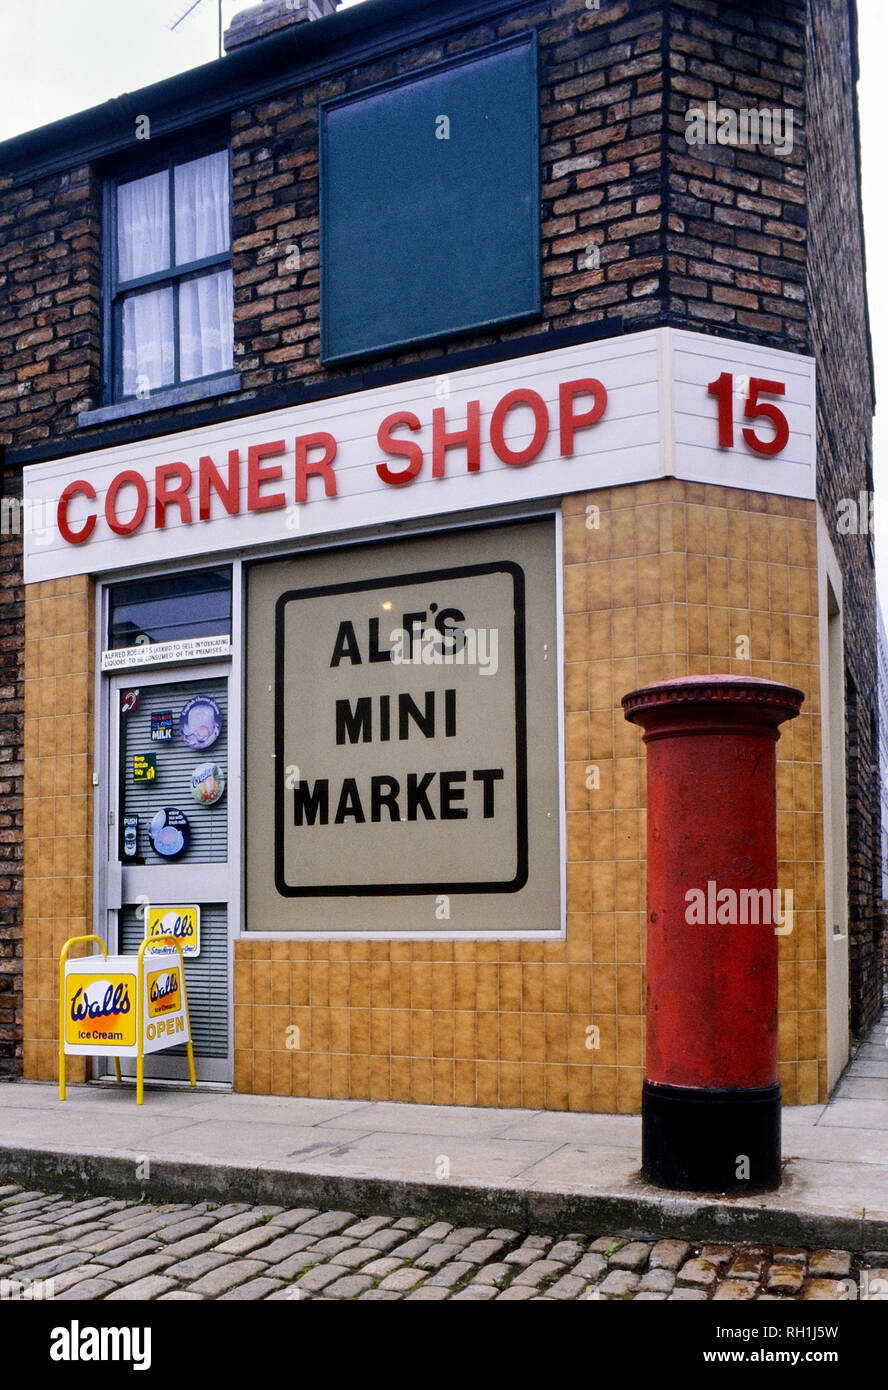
[272,559,528,897]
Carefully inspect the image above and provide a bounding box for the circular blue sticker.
[179,696,222,751]
[148,807,190,859]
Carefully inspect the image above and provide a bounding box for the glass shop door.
[103,664,233,1084]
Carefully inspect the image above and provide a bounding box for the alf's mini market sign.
[246,521,561,934]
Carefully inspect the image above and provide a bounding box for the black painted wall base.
[642,1080,782,1194]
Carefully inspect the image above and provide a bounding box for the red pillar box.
[622,675,804,1193]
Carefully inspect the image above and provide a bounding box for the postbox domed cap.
[621,673,804,733]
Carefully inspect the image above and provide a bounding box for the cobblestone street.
[1,1184,885,1302]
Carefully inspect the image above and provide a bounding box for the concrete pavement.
[0,1002,885,1252]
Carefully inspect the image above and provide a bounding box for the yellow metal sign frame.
[59,934,197,1105]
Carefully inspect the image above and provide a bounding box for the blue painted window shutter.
[320,33,541,364]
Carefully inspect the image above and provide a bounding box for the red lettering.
[154,462,193,529]
[57,480,97,545]
[432,400,480,478]
[295,432,338,503]
[105,470,148,536]
[247,441,286,512]
[559,378,608,456]
[490,388,549,467]
[199,450,240,521]
[376,411,423,486]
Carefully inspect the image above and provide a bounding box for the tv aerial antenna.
[169,0,224,60]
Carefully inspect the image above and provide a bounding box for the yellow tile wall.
[234,479,826,1110]
[22,575,95,1082]
[22,479,825,1108]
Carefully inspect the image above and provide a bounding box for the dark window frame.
[102,128,233,406]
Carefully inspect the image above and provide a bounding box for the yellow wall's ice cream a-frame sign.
[59,935,196,1105]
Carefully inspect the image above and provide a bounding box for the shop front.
[21,326,836,1110]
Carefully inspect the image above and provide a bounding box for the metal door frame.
[92,564,240,1085]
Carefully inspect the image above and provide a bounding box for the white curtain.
[117,170,169,281]
[179,269,234,381]
[175,151,230,263]
[122,288,174,396]
[117,152,230,395]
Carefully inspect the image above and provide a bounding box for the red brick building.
[0,0,880,1116]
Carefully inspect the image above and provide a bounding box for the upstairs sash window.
[112,149,233,400]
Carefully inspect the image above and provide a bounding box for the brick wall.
[229,0,672,393]
[0,164,101,1077]
[0,460,23,1076]
[0,164,101,448]
[665,0,808,347]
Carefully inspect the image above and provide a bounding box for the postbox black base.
[642,1080,782,1193]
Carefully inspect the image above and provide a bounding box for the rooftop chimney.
[224,0,341,54]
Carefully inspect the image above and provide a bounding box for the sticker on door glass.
[144,905,200,958]
[148,807,190,859]
[133,752,157,783]
[191,762,225,806]
[150,711,173,742]
[179,696,222,750]
[123,815,139,859]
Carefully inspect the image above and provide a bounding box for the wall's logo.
[145,905,200,958]
[147,968,181,1018]
[65,974,137,1047]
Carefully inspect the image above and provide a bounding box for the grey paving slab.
[834,1078,888,1100]
[0,1112,206,1153]
[839,1060,888,1079]
[275,1131,560,1182]
[170,1096,364,1126]
[780,1126,888,1164]
[817,1099,888,1131]
[493,1112,640,1146]
[313,1100,538,1137]
[119,1121,364,1163]
[507,1143,643,1188]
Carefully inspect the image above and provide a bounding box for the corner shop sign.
[23,330,815,584]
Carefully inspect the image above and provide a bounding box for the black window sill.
[78,374,241,428]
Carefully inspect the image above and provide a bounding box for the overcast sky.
[0,0,885,602]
